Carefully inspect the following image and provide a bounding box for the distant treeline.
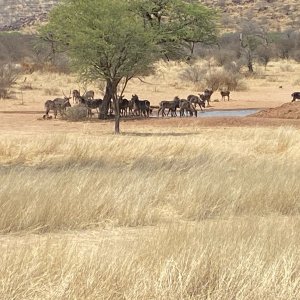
[1,27,300,73]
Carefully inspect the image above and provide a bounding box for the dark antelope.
[158,97,180,117]
[187,95,205,111]
[118,96,130,116]
[291,92,300,102]
[179,99,197,117]
[72,89,80,103]
[131,94,151,117]
[83,90,95,100]
[201,89,213,106]
[220,91,230,101]
[43,96,71,119]
[75,95,102,118]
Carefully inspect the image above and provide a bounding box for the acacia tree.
[40,0,217,133]
[133,0,218,59]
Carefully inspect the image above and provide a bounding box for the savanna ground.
[0,59,300,299]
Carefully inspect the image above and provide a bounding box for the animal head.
[63,99,71,108]
[131,94,139,101]
[204,89,213,96]
[72,89,80,96]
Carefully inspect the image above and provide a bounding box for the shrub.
[279,64,295,72]
[64,106,89,121]
[179,64,208,83]
[44,87,60,96]
[204,69,242,91]
[0,63,20,99]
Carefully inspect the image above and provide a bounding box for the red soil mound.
[251,102,300,119]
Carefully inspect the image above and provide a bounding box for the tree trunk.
[248,61,254,73]
[113,94,120,134]
[99,79,120,133]
[99,79,116,119]
[247,52,254,73]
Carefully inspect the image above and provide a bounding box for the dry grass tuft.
[0,126,299,232]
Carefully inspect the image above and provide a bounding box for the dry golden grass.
[0,125,300,298]
[1,58,300,299]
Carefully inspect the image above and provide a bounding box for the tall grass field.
[0,126,299,299]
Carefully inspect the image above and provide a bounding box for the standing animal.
[201,89,213,106]
[83,90,95,100]
[220,91,230,101]
[128,98,134,116]
[43,97,71,119]
[158,97,180,117]
[76,96,102,118]
[131,94,151,117]
[291,92,300,102]
[179,99,197,117]
[118,96,130,116]
[187,95,205,111]
[72,89,81,103]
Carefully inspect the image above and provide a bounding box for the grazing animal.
[291,92,300,102]
[131,94,151,117]
[220,91,230,101]
[158,97,180,117]
[43,97,71,119]
[179,99,197,117]
[187,95,205,111]
[83,90,95,100]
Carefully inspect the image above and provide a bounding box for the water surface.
[198,109,260,118]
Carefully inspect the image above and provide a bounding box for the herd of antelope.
[43,88,232,119]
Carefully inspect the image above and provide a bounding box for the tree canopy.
[40,0,218,132]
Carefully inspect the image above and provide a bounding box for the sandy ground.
[1,113,300,137]
[1,60,300,134]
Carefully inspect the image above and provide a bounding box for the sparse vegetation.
[0,63,20,99]
[44,87,60,96]
[179,64,208,83]
[204,69,243,91]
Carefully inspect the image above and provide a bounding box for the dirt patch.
[1,112,300,137]
[251,101,300,119]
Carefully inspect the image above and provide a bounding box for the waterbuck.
[76,95,102,118]
[72,89,80,103]
[220,90,230,101]
[131,94,151,117]
[201,89,213,106]
[43,97,71,119]
[82,90,95,100]
[179,99,197,117]
[157,96,180,117]
[187,95,205,111]
[291,92,300,102]
[118,96,130,116]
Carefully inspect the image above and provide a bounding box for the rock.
[0,0,59,31]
